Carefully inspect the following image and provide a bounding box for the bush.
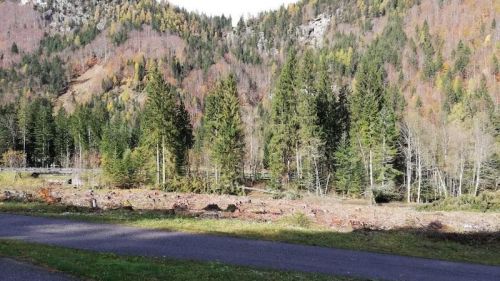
[418,192,500,213]
[103,148,150,188]
[282,212,312,228]
[111,29,129,46]
[11,42,19,54]
[164,176,209,193]
[40,34,66,54]
[101,76,114,93]
[2,150,26,168]
[373,188,400,203]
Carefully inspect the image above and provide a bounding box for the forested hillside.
[0,0,498,203]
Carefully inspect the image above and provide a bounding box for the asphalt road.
[0,258,77,281]
[0,214,499,281]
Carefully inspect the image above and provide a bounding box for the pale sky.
[167,0,299,25]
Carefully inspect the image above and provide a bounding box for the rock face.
[21,0,115,34]
[297,14,331,47]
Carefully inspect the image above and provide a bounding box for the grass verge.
[1,201,499,266]
[0,240,357,281]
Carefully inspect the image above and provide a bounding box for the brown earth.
[2,183,499,233]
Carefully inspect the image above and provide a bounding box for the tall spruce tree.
[268,50,299,188]
[70,105,90,169]
[202,74,245,193]
[348,47,399,202]
[54,108,73,168]
[334,134,364,196]
[142,62,192,187]
[0,104,17,156]
[296,50,325,194]
[17,94,30,166]
[143,62,178,186]
[32,98,55,167]
[174,100,194,175]
[316,55,351,177]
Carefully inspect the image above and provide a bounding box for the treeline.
[0,0,497,202]
[37,0,232,75]
[262,44,402,201]
[0,62,191,189]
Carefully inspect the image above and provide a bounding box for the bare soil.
[2,182,499,233]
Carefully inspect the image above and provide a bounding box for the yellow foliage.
[452,76,463,93]
[442,62,450,73]
[334,47,353,67]
[74,35,81,47]
[21,64,28,75]
[109,22,117,36]
[134,62,141,84]
[448,103,466,122]
[357,0,366,14]
[107,101,114,112]
[484,34,491,46]
[436,73,445,91]
[112,75,119,86]
[287,4,299,15]
[133,53,144,65]
[121,88,131,103]
[462,25,471,38]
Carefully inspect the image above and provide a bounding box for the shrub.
[418,192,500,212]
[164,176,209,193]
[11,42,19,54]
[1,150,26,168]
[282,212,312,228]
[103,148,150,188]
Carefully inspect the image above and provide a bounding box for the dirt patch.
[2,185,499,233]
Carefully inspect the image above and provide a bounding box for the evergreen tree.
[236,16,245,35]
[174,100,194,175]
[32,99,55,167]
[16,95,30,166]
[101,115,148,187]
[70,104,90,169]
[144,63,179,186]
[296,50,324,193]
[11,42,19,54]
[315,55,350,175]
[54,108,73,168]
[349,47,399,202]
[453,40,471,78]
[202,74,245,193]
[0,104,17,155]
[334,134,363,196]
[268,50,298,188]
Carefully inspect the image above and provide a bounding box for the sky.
[167,0,299,25]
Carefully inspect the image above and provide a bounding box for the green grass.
[0,171,43,188]
[1,201,499,266]
[0,240,358,281]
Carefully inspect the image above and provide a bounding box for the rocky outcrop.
[297,14,331,47]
